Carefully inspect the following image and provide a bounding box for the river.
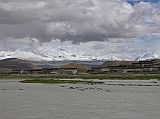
[0,79,160,119]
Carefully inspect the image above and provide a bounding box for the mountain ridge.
[0,50,123,61]
[135,52,160,61]
[0,58,39,70]
[0,50,160,61]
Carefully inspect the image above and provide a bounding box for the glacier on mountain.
[135,52,160,61]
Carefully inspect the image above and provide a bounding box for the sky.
[0,0,160,60]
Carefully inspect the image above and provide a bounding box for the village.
[8,59,160,75]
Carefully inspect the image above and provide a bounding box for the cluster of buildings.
[13,63,91,75]
[11,59,160,75]
[90,59,160,74]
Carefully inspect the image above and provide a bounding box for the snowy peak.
[135,52,160,61]
[0,50,53,61]
[2,49,160,61]
[0,50,123,61]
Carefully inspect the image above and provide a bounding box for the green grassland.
[1,74,160,84]
[20,79,104,84]
[1,74,160,80]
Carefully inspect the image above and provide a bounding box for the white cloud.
[0,1,47,11]
[0,0,160,60]
[0,0,159,42]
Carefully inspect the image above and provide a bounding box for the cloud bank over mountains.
[0,0,160,60]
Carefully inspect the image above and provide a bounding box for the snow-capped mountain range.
[0,49,159,61]
[0,49,123,61]
[135,52,160,61]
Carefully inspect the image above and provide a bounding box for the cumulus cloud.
[0,0,159,42]
[0,0,160,60]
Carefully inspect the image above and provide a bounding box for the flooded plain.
[0,79,160,119]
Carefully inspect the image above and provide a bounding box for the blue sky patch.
[127,0,160,5]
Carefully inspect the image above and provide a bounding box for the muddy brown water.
[0,79,160,119]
